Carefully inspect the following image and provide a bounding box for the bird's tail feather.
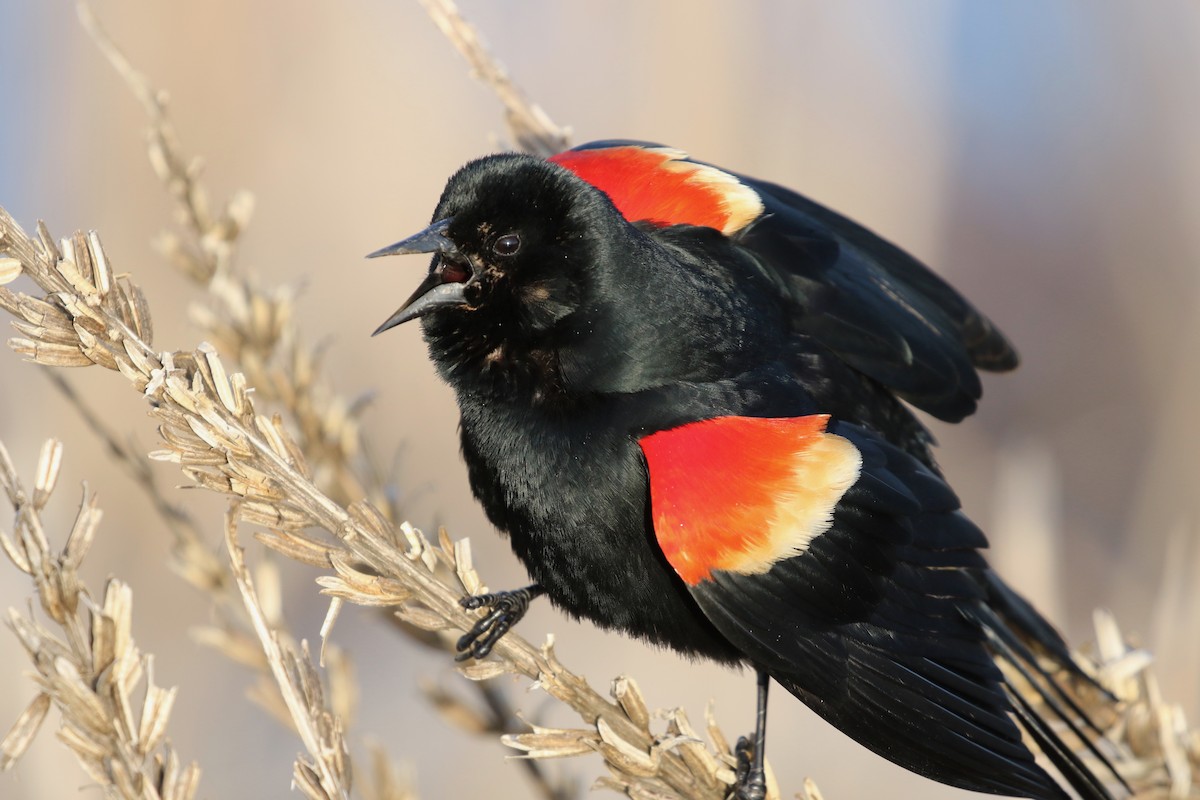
[970,576,1129,800]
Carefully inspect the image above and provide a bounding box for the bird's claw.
[730,735,766,800]
[455,586,540,661]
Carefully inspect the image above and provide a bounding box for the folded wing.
[639,415,1118,800]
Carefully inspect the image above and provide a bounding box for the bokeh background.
[1,2,1198,798]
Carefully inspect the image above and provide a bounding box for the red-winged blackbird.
[370,141,1120,800]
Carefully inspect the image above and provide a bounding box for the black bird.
[370,141,1121,799]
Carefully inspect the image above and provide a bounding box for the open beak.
[368,218,472,335]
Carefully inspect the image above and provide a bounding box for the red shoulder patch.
[639,415,861,585]
[549,145,763,236]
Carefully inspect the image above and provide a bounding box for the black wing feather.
[563,140,1017,422]
[736,183,1018,422]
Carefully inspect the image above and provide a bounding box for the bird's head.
[370,154,617,333]
[370,153,634,394]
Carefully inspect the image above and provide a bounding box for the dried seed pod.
[0,257,22,285]
[612,675,650,729]
[0,693,51,770]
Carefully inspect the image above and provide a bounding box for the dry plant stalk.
[78,1,399,526]
[73,7,415,796]
[73,5,534,796]
[0,216,372,798]
[0,439,200,799]
[418,0,571,157]
[1086,611,1200,798]
[73,0,372,705]
[225,507,352,800]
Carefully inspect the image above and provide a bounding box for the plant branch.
[0,438,201,799]
[226,506,352,800]
[417,0,571,157]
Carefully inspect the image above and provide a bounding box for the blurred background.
[1,1,1198,798]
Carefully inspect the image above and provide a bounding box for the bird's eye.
[492,233,521,257]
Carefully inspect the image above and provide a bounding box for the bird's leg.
[731,669,770,800]
[455,583,545,661]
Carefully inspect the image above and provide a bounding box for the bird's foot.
[729,735,766,800]
[455,584,544,661]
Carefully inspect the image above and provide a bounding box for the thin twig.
[225,506,352,800]
[40,370,228,596]
[77,1,225,274]
[417,0,571,157]
[477,681,578,800]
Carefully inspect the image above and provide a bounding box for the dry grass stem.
[79,1,399,525]
[417,0,571,157]
[73,6,423,790]
[1084,611,1200,798]
[0,439,200,799]
[76,2,243,283]
[225,507,352,800]
[360,738,418,800]
[42,370,227,600]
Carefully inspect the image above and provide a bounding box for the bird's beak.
[368,218,472,335]
[366,217,460,260]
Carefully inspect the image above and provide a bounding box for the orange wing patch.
[550,145,763,236]
[639,415,862,585]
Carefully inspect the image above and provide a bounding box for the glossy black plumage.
[371,142,1118,799]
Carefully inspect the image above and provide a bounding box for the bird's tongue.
[437,259,470,285]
